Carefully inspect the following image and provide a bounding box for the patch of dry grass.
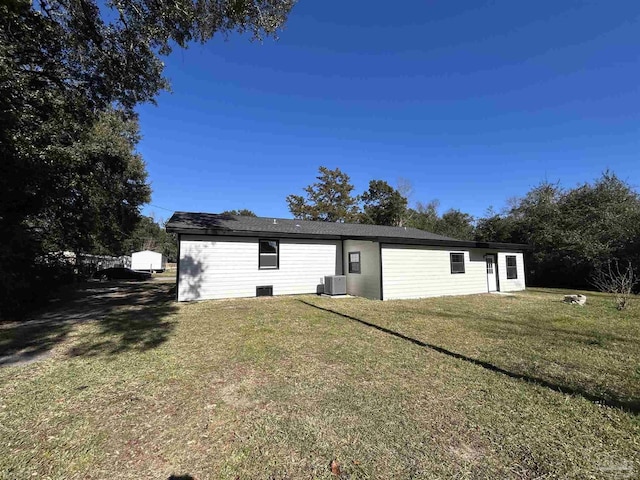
[1,287,638,479]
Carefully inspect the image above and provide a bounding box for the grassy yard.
[1,286,639,479]
[154,269,177,278]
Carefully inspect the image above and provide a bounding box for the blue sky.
[137,1,640,223]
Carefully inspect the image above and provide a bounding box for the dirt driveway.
[0,278,176,367]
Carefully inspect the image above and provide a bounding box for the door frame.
[485,253,499,292]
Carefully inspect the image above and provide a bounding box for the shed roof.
[166,211,528,250]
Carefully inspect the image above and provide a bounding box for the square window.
[450,253,465,274]
[259,239,279,269]
[348,251,361,274]
[506,255,517,279]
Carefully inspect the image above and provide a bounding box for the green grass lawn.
[154,269,177,278]
[1,286,639,479]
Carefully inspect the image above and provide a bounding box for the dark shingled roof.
[166,211,528,250]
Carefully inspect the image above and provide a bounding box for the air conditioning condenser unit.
[324,275,346,295]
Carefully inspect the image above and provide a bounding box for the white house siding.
[497,252,526,291]
[381,245,514,300]
[178,235,341,301]
[343,240,381,300]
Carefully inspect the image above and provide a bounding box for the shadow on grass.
[0,318,72,366]
[67,282,178,357]
[299,300,640,415]
[0,280,178,365]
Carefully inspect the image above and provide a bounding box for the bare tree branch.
[591,260,637,310]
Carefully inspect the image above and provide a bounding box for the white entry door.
[486,255,498,292]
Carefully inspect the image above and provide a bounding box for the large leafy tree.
[474,207,517,243]
[437,209,475,240]
[46,109,152,256]
[559,172,640,264]
[360,180,408,226]
[474,173,640,287]
[2,0,294,113]
[0,0,294,316]
[506,181,567,285]
[1,0,294,230]
[405,201,440,233]
[545,173,640,286]
[287,167,360,222]
[405,201,475,240]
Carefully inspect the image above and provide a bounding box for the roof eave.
[166,226,529,251]
[166,226,343,241]
[376,236,530,250]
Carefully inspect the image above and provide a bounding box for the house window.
[506,255,518,279]
[259,240,279,269]
[348,251,361,274]
[450,253,465,274]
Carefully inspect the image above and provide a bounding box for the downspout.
[175,233,181,301]
[378,242,384,301]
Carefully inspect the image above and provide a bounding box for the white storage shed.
[131,250,165,272]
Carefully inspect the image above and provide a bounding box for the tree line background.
[275,166,639,291]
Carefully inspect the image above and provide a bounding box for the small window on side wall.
[259,239,279,269]
[506,255,517,279]
[348,251,361,274]
[450,253,465,274]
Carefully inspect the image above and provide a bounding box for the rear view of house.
[166,212,527,302]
